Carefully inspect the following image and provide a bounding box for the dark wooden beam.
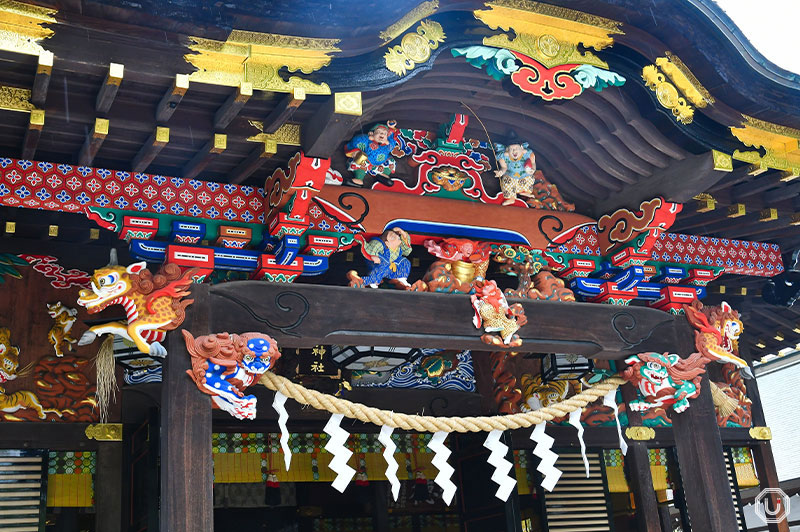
[213,82,252,130]
[95,442,122,532]
[78,118,109,166]
[261,87,305,134]
[95,63,124,115]
[592,151,730,216]
[732,173,783,201]
[131,126,169,172]
[155,73,189,123]
[302,92,362,159]
[229,142,276,184]
[742,345,790,532]
[31,50,53,107]
[207,282,688,358]
[161,286,212,532]
[0,422,98,450]
[183,133,226,179]
[764,180,800,204]
[21,110,44,160]
[672,374,740,532]
[620,384,661,532]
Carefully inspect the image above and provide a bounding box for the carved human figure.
[347,228,413,289]
[344,121,402,186]
[494,138,537,206]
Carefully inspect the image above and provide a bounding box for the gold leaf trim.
[642,64,694,124]
[85,423,123,441]
[474,0,622,68]
[247,122,301,146]
[0,0,56,56]
[380,0,439,43]
[384,19,445,76]
[0,85,35,112]
[731,116,800,175]
[186,30,339,94]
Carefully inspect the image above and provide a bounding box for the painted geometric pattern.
[0,158,264,225]
[553,225,782,277]
[212,432,436,483]
[47,451,95,508]
[48,451,96,475]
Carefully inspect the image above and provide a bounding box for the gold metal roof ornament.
[730,115,800,175]
[473,0,623,69]
[186,30,340,95]
[0,0,56,56]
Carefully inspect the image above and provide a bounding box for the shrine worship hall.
[0,0,798,531]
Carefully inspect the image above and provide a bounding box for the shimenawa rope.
[259,371,626,433]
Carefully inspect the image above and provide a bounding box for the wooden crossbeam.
[750,307,800,334]
[21,110,44,159]
[95,63,124,114]
[261,87,305,134]
[31,51,53,107]
[183,134,226,179]
[213,82,252,130]
[77,118,109,166]
[229,141,276,184]
[131,126,169,172]
[155,74,190,123]
[302,92,362,159]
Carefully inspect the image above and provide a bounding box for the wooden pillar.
[742,346,790,532]
[95,442,123,532]
[619,385,661,532]
[160,284,213,532]
[671,373,740,532]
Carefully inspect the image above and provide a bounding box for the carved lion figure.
[622,352,707,414]
[183,331,281,420]
[684,300,749,371]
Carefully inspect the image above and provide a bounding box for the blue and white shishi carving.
[183,331,282,420]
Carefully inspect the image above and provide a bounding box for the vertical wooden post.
[671,373,740,532]
[619,385,661,532]
[742,346,790,532]
[95,442,123,532]
[160,284,212,532]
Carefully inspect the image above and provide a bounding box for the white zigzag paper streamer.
[603,389,629,455]
[272,391,291,471]
[531,422,562,492]
[428,431,456,505]
[483,430,517,501]
[378,425,400,501]
[568,409,590,478]
[323,413,355,493]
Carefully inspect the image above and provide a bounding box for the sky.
[713,0,800,73]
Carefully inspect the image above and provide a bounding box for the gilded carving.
[85,423,123,441]
[385,19,445,76]
[379,0,439,43]
[186,30,339,94]
[749,426,772,440]
[0,1,56,56]
[247,122,301,146]
[730,115,800,175]
[625,426,655,441]
[334,92,362,116]
[657,52,713,107]
[712,150,733,171]
[474,0,622,69]
[0,85,35,112]
[642,64,694,124]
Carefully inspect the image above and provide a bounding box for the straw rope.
[259,372,626,433]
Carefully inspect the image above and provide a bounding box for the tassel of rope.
[260,372,626,433]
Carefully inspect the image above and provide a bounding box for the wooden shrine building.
[0,0,798,531]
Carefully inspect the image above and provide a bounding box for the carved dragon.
[77,252,196,357]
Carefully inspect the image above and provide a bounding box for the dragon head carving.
[77,262,146,313]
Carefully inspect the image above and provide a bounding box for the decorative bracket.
[625,426,655,441]
[85,423,123,441]
[749,426,772,440]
